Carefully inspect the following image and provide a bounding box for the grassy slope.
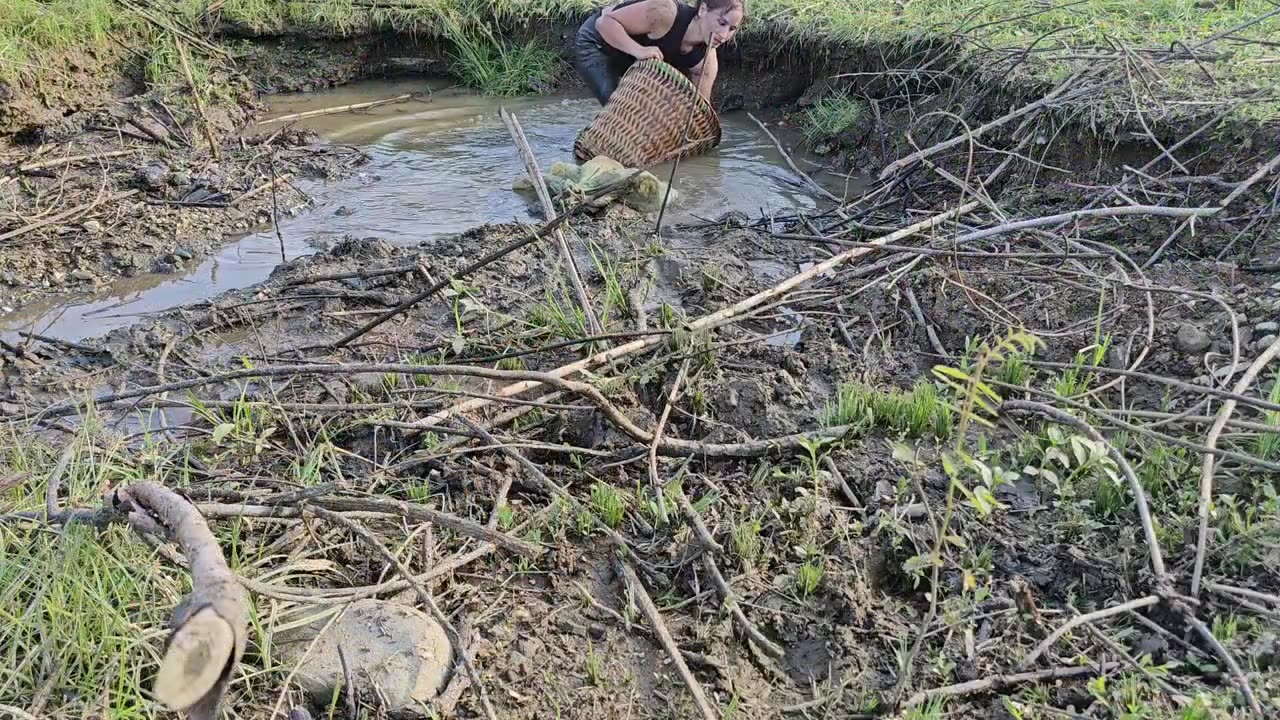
[2,0,1280,122]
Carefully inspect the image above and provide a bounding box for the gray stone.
[70,269,96,282]
[82,220,103,235]
[1175,323,1211,353]
[1256,321,1279,334]
[1256,334,1279,352]
[275,599,452,713]
[135,162,170,189]
[174,247,194,261]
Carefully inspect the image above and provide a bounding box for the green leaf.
[212,423,235,444]
[945,534,967,549]
[932,366,972,383]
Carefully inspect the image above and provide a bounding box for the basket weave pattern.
[574,59,722,169]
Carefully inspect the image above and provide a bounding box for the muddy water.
[2,78,852,342]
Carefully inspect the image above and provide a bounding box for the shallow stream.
[2,78,854,342]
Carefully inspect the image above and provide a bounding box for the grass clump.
[0,523,185,716]
[824,378,954,439]
[802,91,864,145]
[447,23,560,96]
[0,0,120,83]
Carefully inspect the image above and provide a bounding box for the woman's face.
[699,6,744,48]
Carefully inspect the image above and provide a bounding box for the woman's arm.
[596,0,675,60]
[689,47,718,102]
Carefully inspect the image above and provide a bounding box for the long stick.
[18,149,137,173]
[618,559,719,720]
[1191,334,1280,596]
[255,94,416,126]
[500,108,603,337]
[324,171,641,350]
[748,112,840,204]
[1016,595,1160,671]
[176,39,220,161]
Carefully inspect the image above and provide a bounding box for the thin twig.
[1016,595,1160,671]
[617,558,719,720]
[1191,334,1280,596]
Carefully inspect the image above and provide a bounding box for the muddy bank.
[5,195,1280,716]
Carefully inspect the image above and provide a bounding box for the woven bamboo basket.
[574,59,721,169]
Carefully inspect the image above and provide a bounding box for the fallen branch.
[650,360,691,524]
[113,482,249,720]
[701,554,783,657]
[323,170,644,350]
[420,202,979,425]
[748,112,841,204]
[1001,400,1166,581]
[18,149,137,173]
[1016,595,1160,670]
[904,662,1121,708]
[233,174,293,206]
[500,108,603,336]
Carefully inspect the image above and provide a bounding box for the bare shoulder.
[603,0,677,30]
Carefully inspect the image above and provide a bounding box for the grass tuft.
[824,378,954,438]
[803,91,865,145]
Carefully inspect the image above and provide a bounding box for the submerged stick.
[500,108,603,337]
[111,482,249,720]
[255,93,417,126]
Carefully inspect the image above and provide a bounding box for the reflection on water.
[1,78,851,342]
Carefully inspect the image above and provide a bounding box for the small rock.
[1175,323,1211,353]
[1256,334,1279,351]
[1256,321,1279,334]
[71,269,96,282]
[0,402,22,416]
[174,247,194,261]
[82,220,103,235]
[335,206,355,217]
[275,599,452,713]
[134,162,170,189]
[0,272,16,286]
[170,171,192,188]
[287,709,313,720]
[49,270,66,285]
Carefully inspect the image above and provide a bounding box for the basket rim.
[625,59,719,123]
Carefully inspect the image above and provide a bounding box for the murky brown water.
[2,78,856,342]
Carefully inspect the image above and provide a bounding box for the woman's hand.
[630,46,664,62]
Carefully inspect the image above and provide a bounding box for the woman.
[574,0,746,106]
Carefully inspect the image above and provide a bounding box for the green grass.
[803,91,865,146]
[824,377,955,439]
[0,0,120,83]
[4,0,1280,119]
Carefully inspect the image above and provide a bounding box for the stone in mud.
[70,269,96,282]
[1255,320,1279,334]
[275,599,453,712]
[134,162,170,189]
[1174,323,1211,353]
[82,220,103,235]
[1256,334,1279,352]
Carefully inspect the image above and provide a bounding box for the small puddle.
[2,78,853,343]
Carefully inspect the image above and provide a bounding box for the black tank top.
[589,0,708,71]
